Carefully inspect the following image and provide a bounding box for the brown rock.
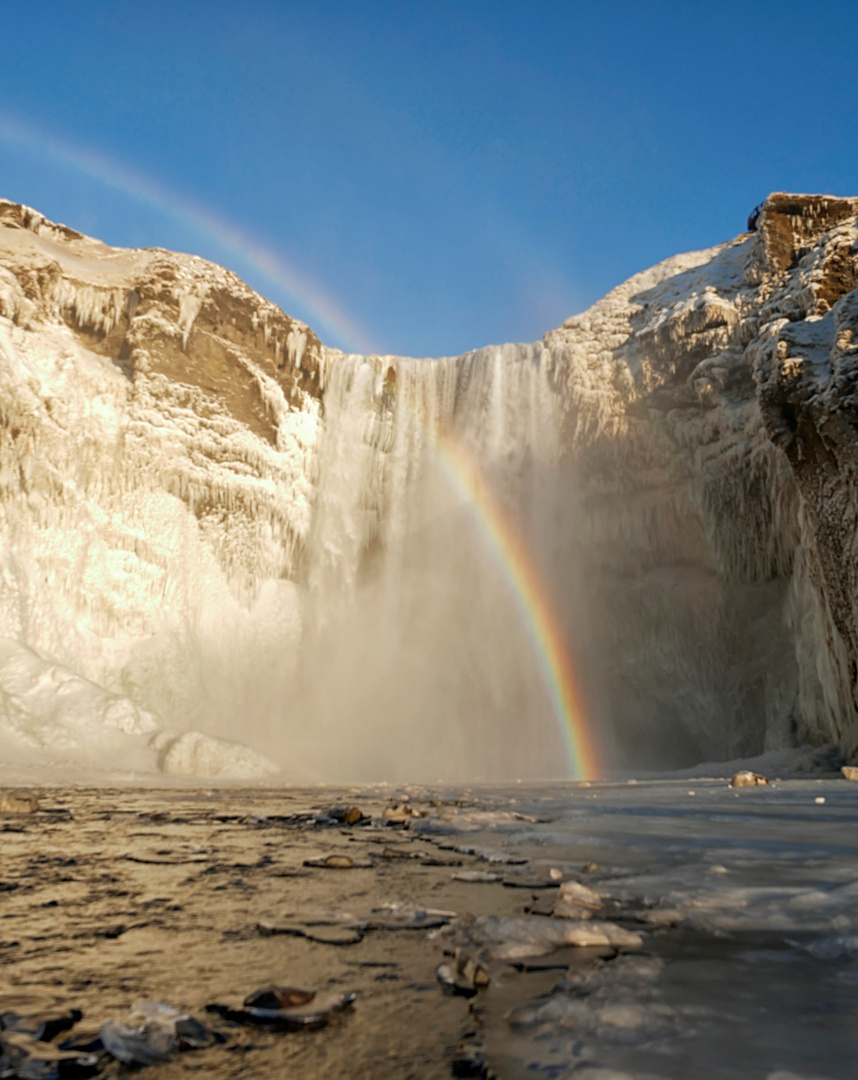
[730,770,770,788]
[842,766,858,781]
[303,854,371,869]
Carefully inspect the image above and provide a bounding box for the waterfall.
[285,344,579,781]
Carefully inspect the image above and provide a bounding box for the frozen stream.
[1,774,856,1079]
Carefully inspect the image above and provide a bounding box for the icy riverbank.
[1,778,856,1078]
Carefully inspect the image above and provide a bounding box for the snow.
[156,730,279,778]
[1,196,857,780]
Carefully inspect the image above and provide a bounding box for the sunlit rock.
[730,770,771,787]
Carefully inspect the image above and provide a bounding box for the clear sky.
[1,1,856,356]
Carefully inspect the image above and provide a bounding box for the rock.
[552,879,603,919]
[0,793,38,814]
[842,765,858,780]
[303,854,371,869]
[502,873,559,889]
[450,1041,491,1078]
[322,805,365,825]
[127,1002,214,1050]
[730,770,770,787]
[208,987,356,1031]
[0,1028,100,1076]
[100,1002,214,1064]
[381,846,419,860]
[0,1008,82,1042]
[245,987,316,1010]
[100,1019,175,1065]
[436,951,490,997]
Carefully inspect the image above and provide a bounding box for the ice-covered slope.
[1,193,857,779]
[0,201,321,777]
[542,193,858,762]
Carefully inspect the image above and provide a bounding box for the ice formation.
[1,193,857,779]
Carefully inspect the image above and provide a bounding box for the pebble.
[730,770,770,787]
[842,766,858,781]
[436,951,491,997]
[303,854,372,869]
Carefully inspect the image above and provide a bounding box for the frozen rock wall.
[543,193,858,763]
[1,193,857,778]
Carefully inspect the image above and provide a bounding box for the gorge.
[1,192,857,782]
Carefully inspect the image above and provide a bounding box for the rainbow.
[0,113,598,778]
[434,432,600,780]
[0,111,376,354]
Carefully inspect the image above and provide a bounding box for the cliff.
[542,193,858,764]
[0,193,856,778]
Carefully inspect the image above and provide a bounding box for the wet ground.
[1,776,857,1079]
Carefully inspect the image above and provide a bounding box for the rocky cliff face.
[1,193,856,778]
[0,200,324,775]
[542,193,858,763]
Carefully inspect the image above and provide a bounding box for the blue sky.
[0,1,856,356]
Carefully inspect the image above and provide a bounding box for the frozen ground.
[1,776,856,1079]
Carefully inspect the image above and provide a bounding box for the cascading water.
[284,344,584,782]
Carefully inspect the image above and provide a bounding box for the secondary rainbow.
[0,112,376,354]
[434,431,600,780]
[0,114,598,778]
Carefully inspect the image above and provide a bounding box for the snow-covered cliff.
[1,193,856,779]
[543,193,858,765]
